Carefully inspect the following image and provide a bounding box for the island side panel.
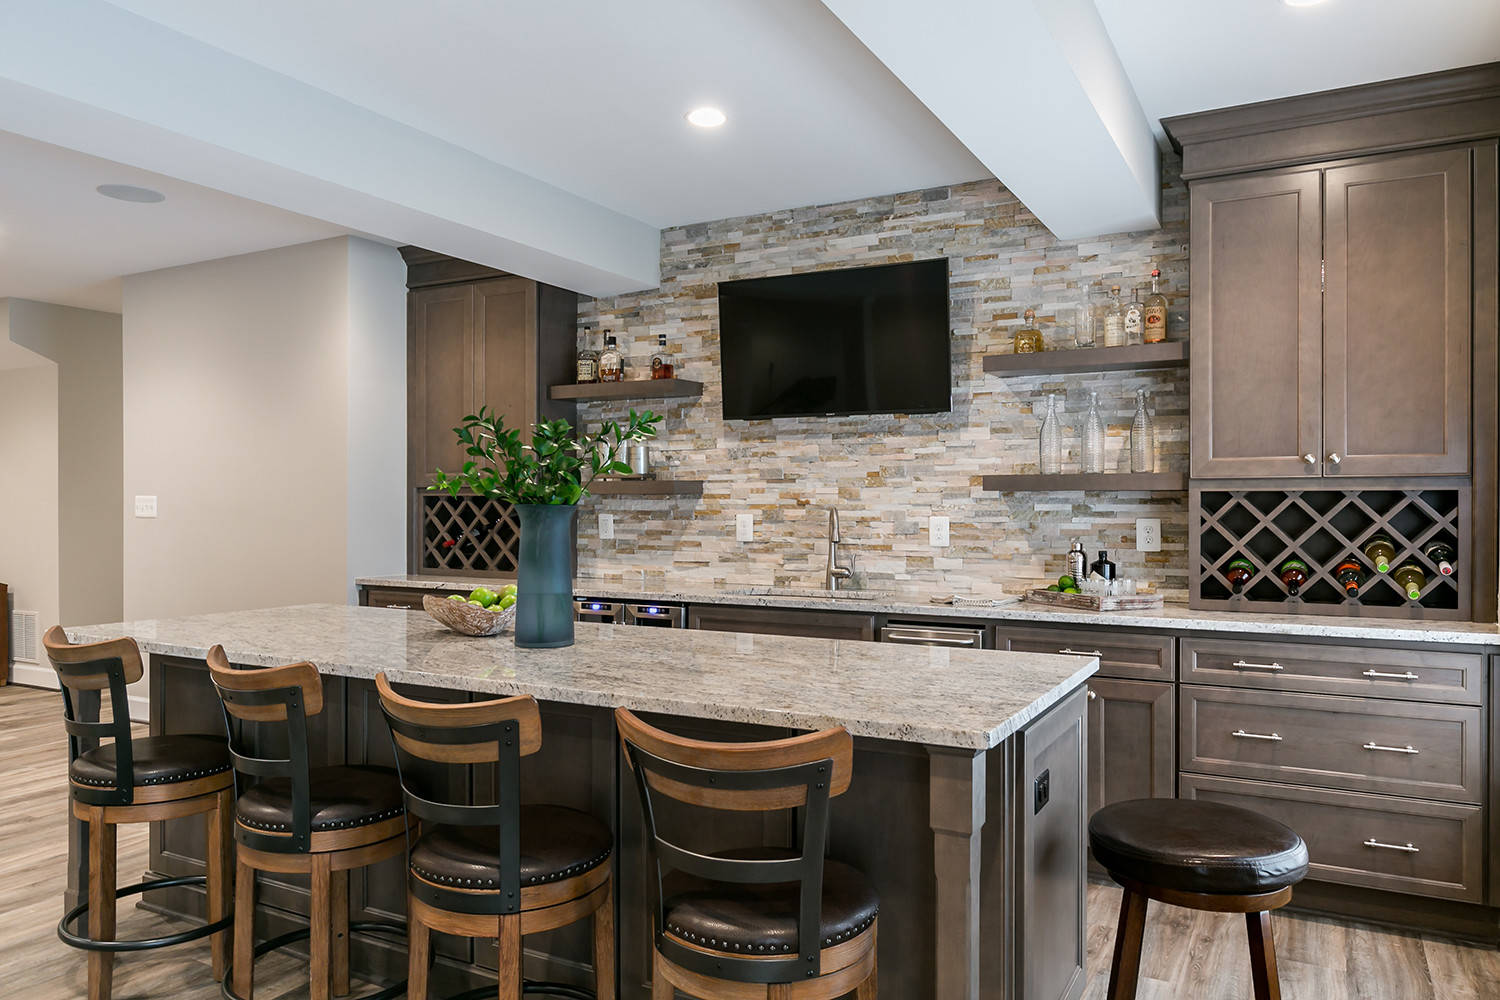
[928,745,987,999]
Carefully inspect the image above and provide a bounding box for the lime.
[446,594,465,601]
[1058,575,1076,589]
[500,583,518,597]
[1046,584,1062,592]
[497,593,516,610]
[468,600,486,608]
[468,587,498,608]
[1063,586,1081,594]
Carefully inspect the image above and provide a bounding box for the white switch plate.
[134,495,157,518]
[1136,518,1161,552]
[598,513,614,540]
[929,515,950,547]
[736,512,754,542]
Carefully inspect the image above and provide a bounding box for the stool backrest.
[614,708,853,984]
[43,625,143,805]
[374,673,540,915]
[207,644,324,852]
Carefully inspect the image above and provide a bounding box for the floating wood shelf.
[982,341,1189,377]
[981,472,1188,492]
[549,378,704,402]
[590,479,705,497]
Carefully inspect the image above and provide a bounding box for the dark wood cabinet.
[686,604,877,641]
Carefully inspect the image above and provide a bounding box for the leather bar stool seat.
[662,851,878,955]
[409,803,612,890]
[1089,799,1309,896]
[235,764,404,839]
[70,733,232,789]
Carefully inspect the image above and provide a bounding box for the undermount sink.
[726,586,891,602]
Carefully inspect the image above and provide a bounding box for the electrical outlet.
[598,513,614,541]
[1136,518,1161,552]
[929,515,950,547]
[1034,769,1051,814]
[736,512,754,542]
[134,495,157,518]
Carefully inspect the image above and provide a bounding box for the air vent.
[10,610,38,663]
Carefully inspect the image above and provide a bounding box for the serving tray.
[1024,589,1164,612]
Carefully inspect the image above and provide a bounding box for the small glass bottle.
[1130,388,1155,473]
[1082,391,1106,474]
[575,328,600,384]
[650,332,674,380]
[1039,393,1062,474]
[1074,299,1097,348]
[598,331,624,382]
[1143,269,1168,343]
[1124,287,1145,346]
[1014,308,1043,354]
[1103,286,1125,347]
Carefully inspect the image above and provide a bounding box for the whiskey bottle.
[1224,557,1256,594]
[1278,558,1310,597]
[598,331,624,382]
[1103,286,1125,347]
[575,328,600,384]
[1143,269,1168,343]
[1014,308,1043,354]
[1363,537,1395,574]
[1393,563,1426,601]
[1123,287,1145,346]
[1335,560,1366,598]
[650,332,675,380]
[1424,541,1456,577]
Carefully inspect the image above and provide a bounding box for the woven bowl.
[422,593,516,637]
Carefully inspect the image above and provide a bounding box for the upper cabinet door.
[408,284,477,487]
[1323,147,1472,477]
[474,277,538,441]
[1190,169,1325,478]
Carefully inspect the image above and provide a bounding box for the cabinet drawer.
[364,587,462,610]
[1180,685,1483,803]
[1181,774,1484,903]
[995,626,1173,681]
[1181,637,1482,705]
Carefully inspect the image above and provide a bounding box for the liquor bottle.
[1103,286,1125,347]
[1393,563,1426,601]
[1335,559,1366,598]
[1082,391,1106,473]
[1130,388,1155,473]
[1067,541,1087,581]
[598,331,624,382]
[1363,536,1396,574]
[1123,287,1145,346]
[1224,557,1255,594]
[1424,541,1456,577]
[1039,393,1062,474]
[1089,550,1117,581]
[575,328,600,384]
[1278,558,1310,596]
[650,332,675,380]
[1014,308,1043,354]
[1143,269,1168,343]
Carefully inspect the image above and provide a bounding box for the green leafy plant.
[430,406,663,505]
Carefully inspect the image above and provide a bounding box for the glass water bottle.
[1082,391,1105,474]
[1039,393,1062,474]
[1130,388,1155,473]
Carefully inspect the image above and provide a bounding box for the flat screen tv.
[717,258,950,420]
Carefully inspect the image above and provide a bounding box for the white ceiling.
[0,130,350,311]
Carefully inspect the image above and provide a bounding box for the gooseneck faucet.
[825,507,854,592]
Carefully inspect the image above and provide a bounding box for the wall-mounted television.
[717,258,951,420]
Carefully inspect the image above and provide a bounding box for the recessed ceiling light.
[96,183,165,203]
[685,106,727,129]
[1283,0,1330,6]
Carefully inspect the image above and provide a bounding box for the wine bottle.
[1335,560,1366,598]
[1424,541,1456,577]
[1278,558,1310,597]
[1363,537,1395,574]
[1224,557,1255,594]
[1393,563,1426,601]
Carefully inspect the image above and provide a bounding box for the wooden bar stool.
[44,626,235,1000]
[207,645,409,1000]
[614,709,877,1000]
[1089,799,1310,1000]
[374,673,615,1000]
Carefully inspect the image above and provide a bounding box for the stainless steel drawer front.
[624,603,686,627]
[879,625,984,648]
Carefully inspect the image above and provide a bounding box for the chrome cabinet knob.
[1328,452,1342,464]
[1301,453,1316,465]
[1087,689,1097,701]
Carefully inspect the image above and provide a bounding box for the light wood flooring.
[2,684,1496,998]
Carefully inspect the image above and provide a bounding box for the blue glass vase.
[514,503,577,648]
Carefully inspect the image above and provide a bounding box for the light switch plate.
[598,513,614,540]
[736,512,754,542]
[1136,518,1161,552]
[929,515,950,547]
[134,495,157,518]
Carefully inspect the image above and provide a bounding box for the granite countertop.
[356,574,1500,648]
[66,604,1097,750]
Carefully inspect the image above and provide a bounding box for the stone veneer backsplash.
[574,156,1192,600]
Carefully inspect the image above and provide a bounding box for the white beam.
[0,0,661,294]
[822,0,1160,238]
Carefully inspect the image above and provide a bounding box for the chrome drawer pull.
[1232,659,1284,672]
[1059,648,1103,657]
[384,604,409,609]
[1363,838,1420,853]
[1231,729,1283,742]
[1361,669,1419,681]
[1363,742,1420,755]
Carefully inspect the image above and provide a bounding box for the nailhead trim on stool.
[665,911,878,952]
[237,805,405,833]
[73,762,231,787]
[411,846,612,889]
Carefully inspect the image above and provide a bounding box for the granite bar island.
[67,604,1097,1000]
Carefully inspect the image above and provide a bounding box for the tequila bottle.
[1014,308,1043,354]
[1143,269,1168,343]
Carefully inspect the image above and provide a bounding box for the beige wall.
[0,363,61,662]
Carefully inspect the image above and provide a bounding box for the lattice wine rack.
[1191,486,1470,620]
[414,491,520,576]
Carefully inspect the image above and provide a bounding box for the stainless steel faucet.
[825,507,854,591]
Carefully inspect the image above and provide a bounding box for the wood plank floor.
[3,684,1497,998]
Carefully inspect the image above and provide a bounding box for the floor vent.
[10,610,39,663]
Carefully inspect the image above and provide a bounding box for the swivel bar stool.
[44,626,235,1000]
[374,673,615,1000]
[614,709,878,1000]
[207,645,408,1000]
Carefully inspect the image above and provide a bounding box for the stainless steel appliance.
[574,599,624,624]
[574,598,686,628]
[877,622,987,648]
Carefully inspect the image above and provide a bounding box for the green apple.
[467,587,498,608]
[499,583,518,597]
[497,593,516,610]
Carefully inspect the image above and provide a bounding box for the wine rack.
[1191,485,1469,620]
[414,491,520,576]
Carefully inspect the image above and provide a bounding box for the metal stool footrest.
[447,982,597,1000]
[219,920,408,1000]
[59,873,233,953]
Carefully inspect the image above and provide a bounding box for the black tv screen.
[718,258,951,420]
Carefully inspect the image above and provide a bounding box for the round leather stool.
[1090,799,1309,1000]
